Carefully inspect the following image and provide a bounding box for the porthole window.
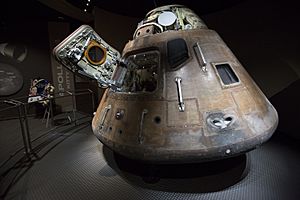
[84,40,107,65]
[214,63,239,86]
[167,38,189,69]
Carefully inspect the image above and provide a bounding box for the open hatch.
[53,25,123,89]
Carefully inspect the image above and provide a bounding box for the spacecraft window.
[84,41,107,65]
[121,51,159,93]
[215,63,239,85]
[167,38,189,69]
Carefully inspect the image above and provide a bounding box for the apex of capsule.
[134,5,207,39]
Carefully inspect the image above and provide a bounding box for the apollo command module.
[53,5,278,163]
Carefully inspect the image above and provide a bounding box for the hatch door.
[53,25,125,89]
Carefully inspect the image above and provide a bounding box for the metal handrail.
[0,89,95,169]
[0,89,94,112]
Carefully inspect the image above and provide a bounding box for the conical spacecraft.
[54,5,278,163]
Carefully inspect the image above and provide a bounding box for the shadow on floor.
[102,145,250,193]
[0,120,91,198]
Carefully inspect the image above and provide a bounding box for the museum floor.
[0,116,299,200]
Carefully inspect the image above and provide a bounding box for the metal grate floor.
[3,124,300,200]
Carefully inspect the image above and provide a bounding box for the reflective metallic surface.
[53,25,120,88]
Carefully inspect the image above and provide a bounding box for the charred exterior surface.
[54,5,278,163]
[92,28,278,163]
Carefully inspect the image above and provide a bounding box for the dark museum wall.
[201,0,300,98]
[0,21,52,99]
[94,7,140,51]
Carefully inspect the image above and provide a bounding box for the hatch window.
[167,38,189,69]
[84,40,106,65]
[215,63,239,85]
[120,51,159,93]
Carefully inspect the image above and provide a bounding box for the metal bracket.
[99,105,111,130]
[138,109,148,144]
[193,42,207,72]
[174,77,185,112]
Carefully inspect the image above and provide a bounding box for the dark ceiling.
[0,0,63,22]
[66,0,244,17]
[0,0,244,23]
